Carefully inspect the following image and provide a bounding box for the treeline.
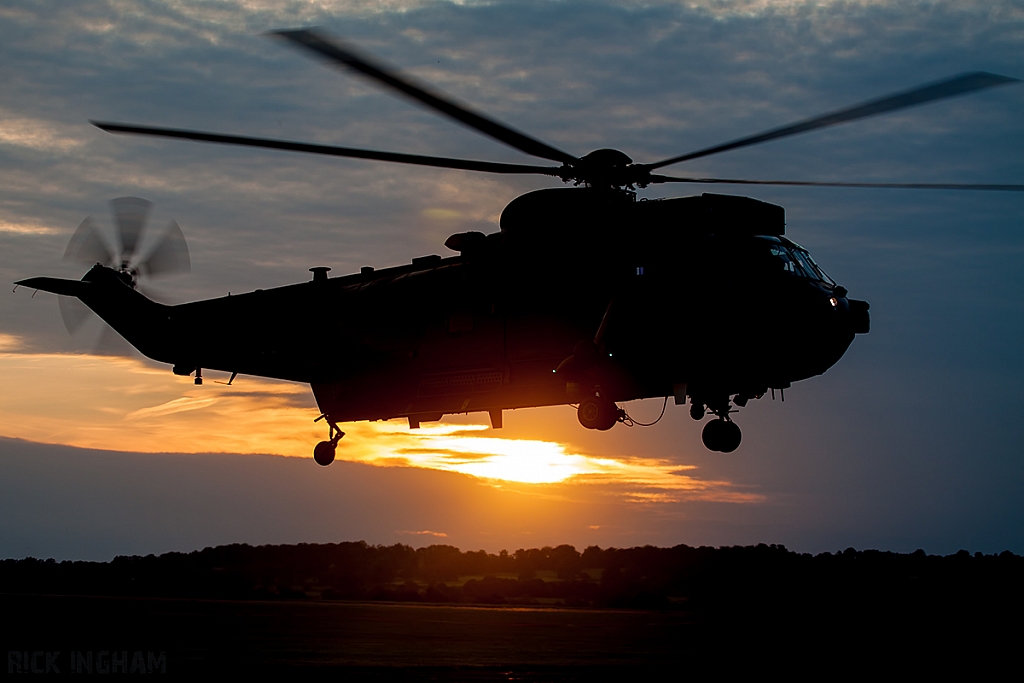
[2,542,1022,617]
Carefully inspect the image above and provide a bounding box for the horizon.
[1,435,1018,561]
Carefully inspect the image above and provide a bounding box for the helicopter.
[15,29,1022,463]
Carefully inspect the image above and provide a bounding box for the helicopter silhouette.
[16,29,1023,462]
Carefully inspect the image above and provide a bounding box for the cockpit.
[760,237,836,286]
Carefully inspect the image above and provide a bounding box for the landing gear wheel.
[702,419,723,451]
[577,396,622,431]
[690,402,705,420]
[718,420,741,452]
[702,419,741,452]
[313,421,345,466]
[313,440,336,466]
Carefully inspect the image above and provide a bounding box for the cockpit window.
[768,243,835,285]
[797,250,836,286]
[769,244,800,275]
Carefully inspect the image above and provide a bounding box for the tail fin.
[15,276,92,298]
[16,267,174,362]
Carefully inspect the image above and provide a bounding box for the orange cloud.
[0,352,762,504]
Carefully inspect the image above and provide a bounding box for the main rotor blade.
[110,197,152,264]
[63,217,114,267]
[92,122,565,176]
[646,72,1020,170]
[271,28,579,166]
[649,175,1024,191]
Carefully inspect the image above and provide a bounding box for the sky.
[1,0,1022,560]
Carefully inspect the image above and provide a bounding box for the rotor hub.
[579,148,633,169]
[572,149,649,188]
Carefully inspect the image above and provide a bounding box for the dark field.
[4,541,1023,676]
[5,592,1017,677]
[4,595,697,677]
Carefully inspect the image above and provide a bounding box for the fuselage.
[21,189,868,428]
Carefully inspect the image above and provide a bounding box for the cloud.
[126,396,220,420]
[0,114,84,152]
[0,436,779,561]
[0,353,754,504]
[0,221,60,235]
[0,334,23,351]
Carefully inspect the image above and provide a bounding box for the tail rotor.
[58,197,191,353]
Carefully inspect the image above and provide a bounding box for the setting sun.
[358,423,601,484]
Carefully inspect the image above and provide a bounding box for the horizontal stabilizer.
[15,277,92,298]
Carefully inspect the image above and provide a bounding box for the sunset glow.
[372,423,596,484]
[0,350,759,502]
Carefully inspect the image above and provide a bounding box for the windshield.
[768,243,835,285]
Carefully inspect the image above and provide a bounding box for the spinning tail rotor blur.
[59,198,190,353]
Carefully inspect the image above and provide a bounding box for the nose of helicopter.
[783,287,870,383]
[847,297,870,334]
[823,283,870,335]
[813,292,870,377]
